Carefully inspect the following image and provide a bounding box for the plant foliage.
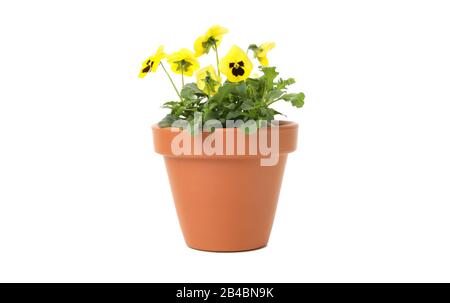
[159,67,304,127]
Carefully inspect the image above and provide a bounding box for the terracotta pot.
[152,121,298,252]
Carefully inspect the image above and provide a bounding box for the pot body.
[152,121,298,252]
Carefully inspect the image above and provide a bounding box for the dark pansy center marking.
[142,60,154,73]
[229,61,245,77]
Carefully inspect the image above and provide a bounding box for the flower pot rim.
[152,120,299,158]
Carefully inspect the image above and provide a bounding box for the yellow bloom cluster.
[139,25,276,96]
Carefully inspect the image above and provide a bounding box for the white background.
[0,0,449,282]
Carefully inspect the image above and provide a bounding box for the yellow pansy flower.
[167,48,200,76]
[219,45,253,82]
[196,65,220,95]
[249,42,276,66]
[194,25,228,57]
[138,45,166,78]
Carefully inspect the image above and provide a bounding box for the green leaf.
[162,101,179,109]
[180,83,207,100]
[268,108,283,116]
[224,103,236,109]
[204,110,218,121]
[260,66,279,90]
[235,82,247,97]
[282,92,305,108]
[158,114,177,128]
[210,82,236,102]
[226,111,242,120]
[241,99,254,110]
[267,89,284,101]
[276,78,296,90]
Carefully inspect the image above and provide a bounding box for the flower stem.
[181,69,185,87]
[213,43,220,77]
[160,62,182,101]
[267,97,282,105]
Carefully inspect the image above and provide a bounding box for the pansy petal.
[206,25,228,39]
[258,56,269,66]
[194,35,206,57]
[257,42,275,58]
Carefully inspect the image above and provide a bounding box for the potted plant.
[139,25,305,252]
